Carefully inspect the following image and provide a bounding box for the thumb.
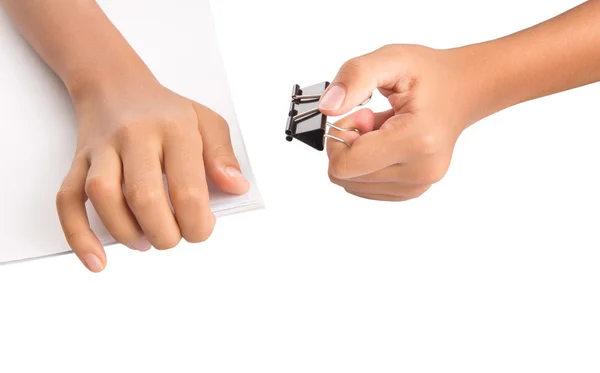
[193,102,250,195]
[318,45,408,116]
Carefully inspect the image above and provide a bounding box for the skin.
[320,0,600,202]
[1,0,250,272]
[2,1,599,270]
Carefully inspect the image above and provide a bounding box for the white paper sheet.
[0,0,263,264]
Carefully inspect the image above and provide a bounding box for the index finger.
[56,156,107,273]
[325,108,377,156]
[318,45,410,117]
[328,113,414,179]
[326,108,395,156]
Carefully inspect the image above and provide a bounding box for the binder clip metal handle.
[285,82,372,151]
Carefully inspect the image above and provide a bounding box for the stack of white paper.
[0,0,262,264]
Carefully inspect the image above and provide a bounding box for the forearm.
[1,0,154,97]
[461,0,600,122]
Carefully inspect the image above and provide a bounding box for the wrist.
[66,60,158,106]
[442,40,518,127]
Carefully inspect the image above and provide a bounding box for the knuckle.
[63,230,87,248]
[115,123,142,145]
[329,155,349,179]
[405,185,432,200]
[85,176,117,200]
[154,234,182,251]
[429,167,447,184]
[209,143,233,162]
[340,57,365,77]
[194,103,228,125]
[187,220,215,243]
[327,171,339,185]
[413,168,444,185]
[117,118,182,143]
[63,229,82,243]
[125,183,162,209]
[162,119,188,136]
[413,134,439,156]
[421,160,448,184]
[377,44,400,55]
[55,186,77,206]
[170,186,203,207]
[385,116,409,132]
[212,112,229,128]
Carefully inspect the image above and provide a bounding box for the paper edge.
[0,1,265,265]
[0,201,265,267]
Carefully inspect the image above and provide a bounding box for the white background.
[1,0,598,372]
[0,0,263,263]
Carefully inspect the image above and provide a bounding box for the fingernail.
[225,166,244,178]
[83,254,104,272]
[129,236,152,252]
[319,84,346,111]
[225,166,250,193]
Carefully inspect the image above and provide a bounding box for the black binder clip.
[285,81,371,151]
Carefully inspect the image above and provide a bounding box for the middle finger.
[122,134,182,250]
[163,127,215,243]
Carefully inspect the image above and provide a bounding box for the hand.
[319,44,484,201]
[56,75,250,273]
